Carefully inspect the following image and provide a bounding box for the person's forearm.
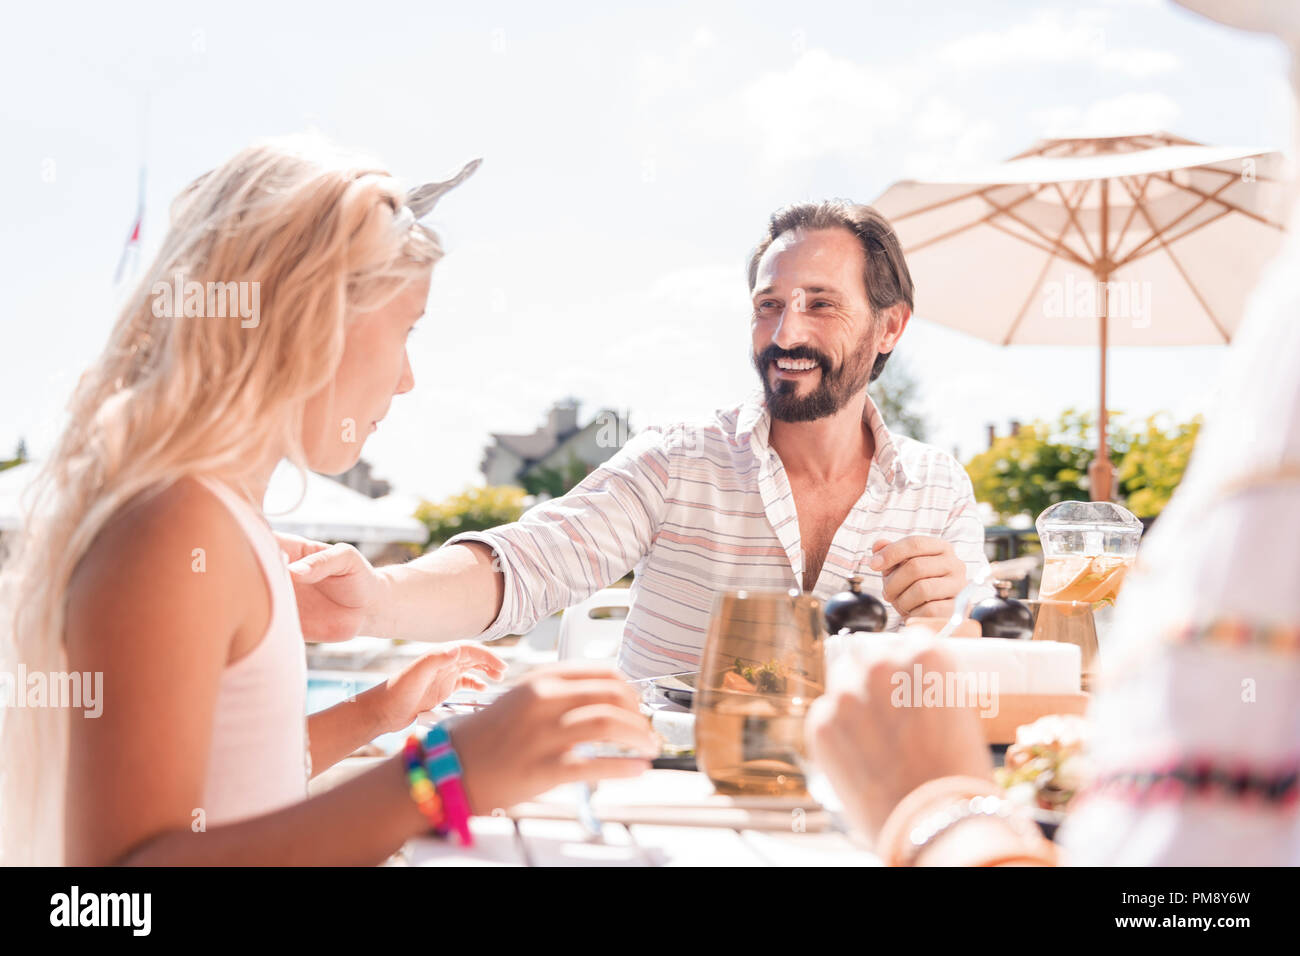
[118,754,429,866]
[306,686,392,776]
[366,541,505,642]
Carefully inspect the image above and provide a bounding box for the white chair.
[556,587,632,663]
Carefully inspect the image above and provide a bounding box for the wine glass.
[693,588,826,796]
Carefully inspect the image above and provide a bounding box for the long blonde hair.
[0,134,449,864]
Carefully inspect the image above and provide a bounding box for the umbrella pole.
[1088,177,1116,501]
[1088,286,1114,501]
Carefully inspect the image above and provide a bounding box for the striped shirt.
[447,389,990,679]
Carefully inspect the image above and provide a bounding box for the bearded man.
[289,201,991,678]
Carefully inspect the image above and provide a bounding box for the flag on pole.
[114,166,146,284]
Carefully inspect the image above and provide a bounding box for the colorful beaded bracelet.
[403,735,446,830]
[421,724,474,847]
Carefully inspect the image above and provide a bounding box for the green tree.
[869,358,928,441]
[966,408,1199,521]
[1117,414,1202,518]
[415,485,528,549]
[0,438,28,473]
[520,452,591,500]
[965,409,1130,520]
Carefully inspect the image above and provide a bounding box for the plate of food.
[650,672,698,708]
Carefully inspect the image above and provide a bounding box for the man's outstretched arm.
[285,427,673,643]
[283,535,505,642]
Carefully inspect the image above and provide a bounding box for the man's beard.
[753,327,878,423]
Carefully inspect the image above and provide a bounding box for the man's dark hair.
[747,200,914,382]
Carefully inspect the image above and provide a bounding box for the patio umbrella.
[872,132,1289,500]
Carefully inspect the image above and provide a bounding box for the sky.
[0,0,1293,502]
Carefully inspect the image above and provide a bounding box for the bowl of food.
[995,713,1092,837]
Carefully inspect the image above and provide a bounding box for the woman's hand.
[446,663,657,814]
[805,643,993,842]
[369,643,508,732]
[281,534,389,641]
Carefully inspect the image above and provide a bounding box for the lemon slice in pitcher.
[1076,555,1131,605]
[1039,555,1092,601]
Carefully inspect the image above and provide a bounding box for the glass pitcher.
[1033,500,1143,689]
[1036,500,1143,605]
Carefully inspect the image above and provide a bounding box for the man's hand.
[278,533,389,642]
[868,535,967,619]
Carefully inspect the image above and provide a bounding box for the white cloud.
[1031,91,1183,137]
[1099,47,1180,77]
[646,264,750,314]
[939,11,1105,68]
[911,96,968,141]
[903,96,999,178]
[694,49,909,172]
[937,10,1179,77]
[676,12,1179,181]
[635,25,720,105]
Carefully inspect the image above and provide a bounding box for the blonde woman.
[0,136,655,866]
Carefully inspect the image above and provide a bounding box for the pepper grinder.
[970,579,1034,639]
[823,575,888,635]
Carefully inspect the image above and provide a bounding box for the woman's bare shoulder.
[66,477,262,651]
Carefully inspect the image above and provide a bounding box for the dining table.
[314,629,881,866]
[399,769,881,867]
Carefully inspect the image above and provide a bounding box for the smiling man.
[288,200,991,678]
